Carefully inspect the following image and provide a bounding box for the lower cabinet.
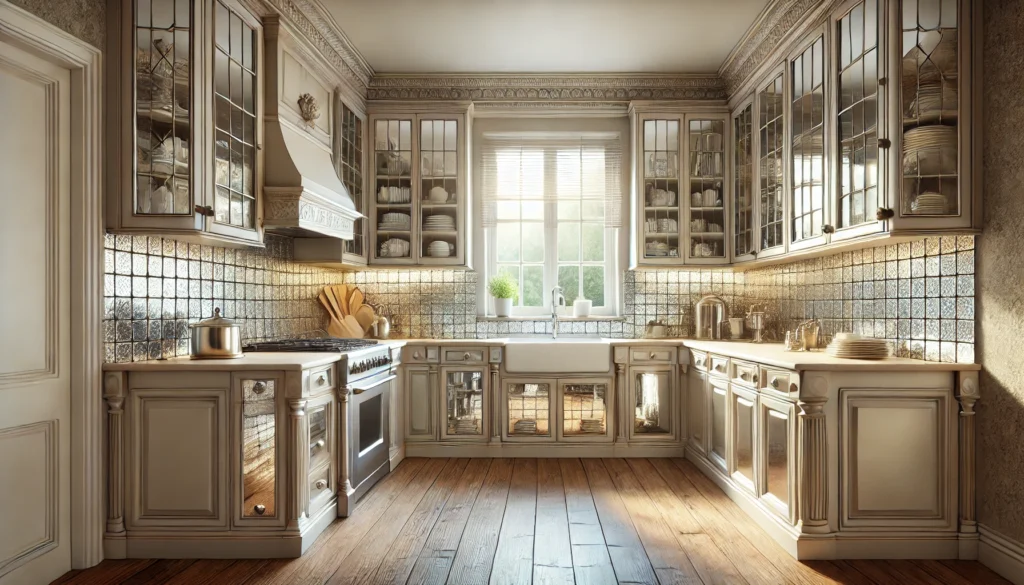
[687,367,707,454]
[730,384,758,495]
[234,373,287,528]
[629,366,677,441]
[708,377,729,473]
[501,378,614,443]
[558,379,613,442]
[440,366,488,441]
[503,378,554,441]
[403,366,435,441]
[758,393,796,524]
[305,394,335,518]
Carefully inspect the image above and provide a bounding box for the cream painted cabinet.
[687,366,707,455]
[708,376,729,473]
[759,393,797,525]
[106,0,265,247]
[403,366,436,441]
[233,373,286,528]
[730,384,758,495]
[440,366,488,441]
[628,366,677,441]
[503,378,554,442]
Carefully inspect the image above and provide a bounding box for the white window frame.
[480,145,620,318]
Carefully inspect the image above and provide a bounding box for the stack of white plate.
[903,125,957,176]
[423,214,455,231]
[378,212,410,231]
[910,82,958,122]
[579,418,604,434]
[514,420,537,434]
[910,192,948,215]
[427,241,451,258]
[825,333,890,360]
[455,419,479,435]
[904,125,957,152]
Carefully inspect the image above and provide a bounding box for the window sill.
[477,315,625,322]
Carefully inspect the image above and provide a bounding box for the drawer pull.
[313,439,325,451]
[413,351,422,360]
[253,504,266,515]
[316,374,327,385]
[252,381,267,395]
[741,371,750,381]
[650,352,657,360]
[463,352,472,360]
[714,364,725,372]
[770,376,781,389]
[314,479,327,490]
[752,374,759,384]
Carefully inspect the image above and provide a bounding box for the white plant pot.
[573,299,592,318]
[494,297,513,317]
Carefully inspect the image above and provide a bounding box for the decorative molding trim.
[367,74,727,102]
[979,524,1024,585]
[719,0,829,93]
[798,374,829,533]
[263,187,359,240]
[0,0,105,569]
[0,420,59,578]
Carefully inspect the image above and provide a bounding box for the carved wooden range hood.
[261,16,362,241]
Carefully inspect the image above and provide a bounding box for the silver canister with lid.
[694,295,728,340]
[189,308,243,359]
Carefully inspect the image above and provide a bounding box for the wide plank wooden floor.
[55,458,1009,585]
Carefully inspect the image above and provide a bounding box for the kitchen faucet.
[550,286,565,339]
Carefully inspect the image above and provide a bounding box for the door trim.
[0,1,104,569]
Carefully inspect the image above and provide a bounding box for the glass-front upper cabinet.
[733,101,756,262]
[790,34,828,251]
[108,0,264,247]
[336,102,366,263]
[758,73,787,257]
[368,108,469,266]
[640,118,682,263]
[893,0,977,230]
[834,0,884,241]
[686,116,729,263]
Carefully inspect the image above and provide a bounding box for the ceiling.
[323,0,771,74]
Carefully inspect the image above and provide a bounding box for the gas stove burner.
[243,338,379,353]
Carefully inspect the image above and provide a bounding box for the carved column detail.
[957,372,980,536]
[798,375,829,533]
[428,364,440,441]
[615,363,627,441]
[337,386,352,494]
[103,372,126,535]
[288,398,308,530]
[490,363,500,440]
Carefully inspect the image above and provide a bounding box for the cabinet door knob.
[715,364,725,372]
[252,381,267,395]
[413,351,422,360]
[876,207,895,220]
[315,479,327,490]
[313,439,325,450]
[194,204,215,217]
[752,374,759,384]
[317,374,327,385]
[253,504,266,515]
[770,377,781,389]
[650,352,657,360]
[463,352,472,360]
[878,138,892,149]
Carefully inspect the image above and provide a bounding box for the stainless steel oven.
[348,369,393,504]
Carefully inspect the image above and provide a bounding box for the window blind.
[479,132,622,229]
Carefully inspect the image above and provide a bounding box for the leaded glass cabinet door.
[889,0,979,231]
[789,32,830,252]
[206,0,263,243]
[732,99,756,262]
[370,117,414,264]
[638,116,683,264]
[757,72,788,259]
[833,0,888,242]
[503,379,554,442]
[337,102,366,263]
[685,115,730,264]
[418,117,463,265]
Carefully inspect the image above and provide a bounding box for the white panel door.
[0,38,72,584]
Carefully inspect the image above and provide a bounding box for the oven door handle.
[351,374,397,395]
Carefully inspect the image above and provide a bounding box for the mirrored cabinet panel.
[241,379,276,518]
[759,74,786,254]
[443,369,484,438]
[641,118,682,261]
[632,370,673,437]
[687,117,728,262]
[791,36,827,246]
[561,381,610,439]
[307,403,329,471]
[506,381,552,438]
[760,397,795,522]
[710,381,728,471]
[900,0,960,217]
[733,103,755,260]
[731,387,757,492]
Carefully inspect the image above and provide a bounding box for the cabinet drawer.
[691,350,709,372]
[308,462,333,516]
[443,348,485,364]
[731,360,759,388]
[307,365,335,395]
[760,367,796,398]
[630,347,676,364]
[405,346,439,364]
[708,355,730,378]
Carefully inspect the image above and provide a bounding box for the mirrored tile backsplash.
[103,233,974,363]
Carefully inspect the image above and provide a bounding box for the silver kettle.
[694,295,728,340]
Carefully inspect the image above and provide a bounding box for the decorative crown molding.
[249,0,373,91]
[367,74,727,102]
[719,0,828,94]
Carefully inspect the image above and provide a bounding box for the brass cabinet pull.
[714,364,725,372]
[413,351,422,360]
[770,377,781,389]
[650,352,657,360]
[463,352,472,360]
[315,479,327,490]
[254,504,266,515]
[252,381,267,395]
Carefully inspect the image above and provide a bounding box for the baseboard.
[980,524,1024,585]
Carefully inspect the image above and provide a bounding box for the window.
[481,133,621,316]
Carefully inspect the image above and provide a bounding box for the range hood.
[261,17,362,241]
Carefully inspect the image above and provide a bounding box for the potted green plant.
[487,273,518,317]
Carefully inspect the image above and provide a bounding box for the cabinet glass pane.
[212,0,256,229]
[766,408,790,506]
[734,394,755,484]
[135,0,192,215]
[642,119,680,259]
[838,1,881,228]
[759,75,786,250]
[733,104,754,256]
[688,119,726,258]
[791,36,826,243]
[420,119,458,260]
[338,105,364,256]
[446,370,483,436]
[711,385,727,461]
[507,382,550,436]
[374,119,413,259]
[901,0,959,216]
[241,379,275,517]
[563,382,608,436]
[634,372,671,434]
[308,405,328,464]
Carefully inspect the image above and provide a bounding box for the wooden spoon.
[354,305,376,333]
[333,284,349,316]
[349,288,364,316]
[343,315,364,338]
[318,292,337,321]
[322,289,343,321]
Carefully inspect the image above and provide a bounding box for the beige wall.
[977,0,1024,543]
[9,0,104,49]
